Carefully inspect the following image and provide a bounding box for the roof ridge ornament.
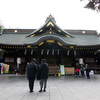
[45,14,56,23]
[49,13,52,18]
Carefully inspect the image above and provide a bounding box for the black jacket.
[40,63,49,79]
[27,61,37,79]
[85,66,90,73]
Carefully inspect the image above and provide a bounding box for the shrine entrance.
[38,49,61,76]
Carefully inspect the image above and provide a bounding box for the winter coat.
[40,63,49,79]
[80,66,84,71]
[27,61,37,79]
[85,66,90,74]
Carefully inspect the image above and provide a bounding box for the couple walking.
[27,58,49,93]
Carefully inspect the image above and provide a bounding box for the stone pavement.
[0,74,100,100]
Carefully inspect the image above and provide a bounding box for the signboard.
[3,64,10,74]
[0,63,10,74]
[60,65,65,75]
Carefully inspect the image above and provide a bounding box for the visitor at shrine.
[80,64,85,76]
[27,58,37,93]
[1,64,4,75]
[85,64,91,79]
[75,67,79,75]
[39,59,49,92]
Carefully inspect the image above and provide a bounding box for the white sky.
[0,0,100,33]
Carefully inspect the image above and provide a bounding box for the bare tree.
[0,25,2,32]
[81,0,100,12]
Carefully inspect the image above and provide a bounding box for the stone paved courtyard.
[0,74,100,100]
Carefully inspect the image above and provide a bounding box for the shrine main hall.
[0,15,100,75]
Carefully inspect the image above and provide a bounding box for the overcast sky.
[0,0,100,32]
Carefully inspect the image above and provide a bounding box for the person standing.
[85,64,90,79]
[27,58,37,93]
[80,64,85,76]
[1,64,4,75]
[75,67,79,75]
[0,63,1,74]
[39,59,49,92]
[15,68,19,75]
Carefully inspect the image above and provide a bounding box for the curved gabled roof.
[25,35,76,46]
[27,15,74,38]
[0,29,100,46]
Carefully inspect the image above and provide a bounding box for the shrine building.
[0,15,100,75]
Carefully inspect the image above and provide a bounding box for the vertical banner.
[3,64,10,74]
[17,58,21,64]
[79,58,83,64]
[17,58,21,69]
[60,65,65,75]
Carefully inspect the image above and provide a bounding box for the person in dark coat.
[39,59,49,92]
[85,64,90,79]
[27,58,37,93]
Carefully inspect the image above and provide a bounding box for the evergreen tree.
[0,26,1,32]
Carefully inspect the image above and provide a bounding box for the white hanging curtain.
[24,49,27,55]
[57,49,59,55]
[41,49,43,55]
[74,50,76,55]
[52,49,54,55]
[31,49,33,55]
[47,49,49,55]
[67,50,69,55]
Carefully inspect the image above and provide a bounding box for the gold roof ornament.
[58,30,61,32]
[65,35,71,38]
[49,31,52,34]
[69,46,74,49]
[46,21,54,27]
[46,40,55,43]
[57,42,63,46]
[27,45,31,48]
[82,31,86,34]
[30,34,35,37]
[39,42,44,46]
[14,30,17,33]
[39,29,43,32]
[50,28,52,30]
